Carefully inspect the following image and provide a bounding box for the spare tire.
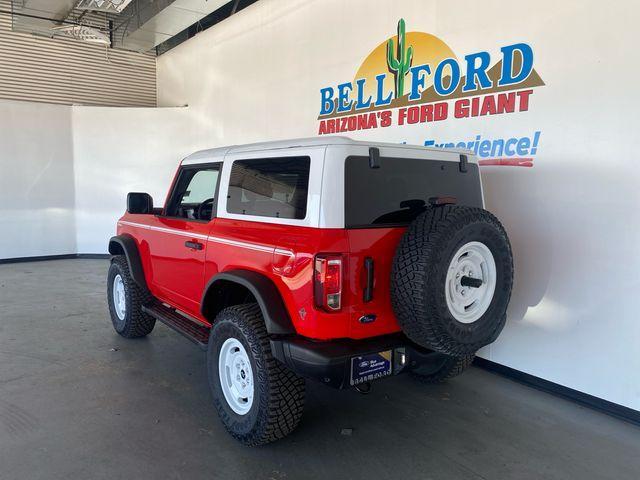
[391,205,513,355]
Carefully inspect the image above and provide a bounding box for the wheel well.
[202,279,257,323]
[200,271,296,335]
[108,241,124,256]
[107,235,148,293]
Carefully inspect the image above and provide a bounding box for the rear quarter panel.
[207,218,353,339]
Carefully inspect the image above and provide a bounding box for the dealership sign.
[317,19,545,144]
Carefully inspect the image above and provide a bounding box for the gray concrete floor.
[0,259,639,480]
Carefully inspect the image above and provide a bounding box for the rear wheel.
[107,256,155,338]
[392,206,513,355]
[411,353,475,384]
[207,304,305,446]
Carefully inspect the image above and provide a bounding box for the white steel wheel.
[112,274,127,321]
[445,241,497,324]
[218,338,254,415]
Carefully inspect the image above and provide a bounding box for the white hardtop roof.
[181,136,471,165]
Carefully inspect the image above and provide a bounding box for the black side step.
[142,302,210,350]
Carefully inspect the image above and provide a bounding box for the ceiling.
[11,0,78,20]
[5,0,257,53]
[8,0,85,34]
[113,0,231,52]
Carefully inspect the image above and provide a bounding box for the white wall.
[156,0,640,410]
[0,101,77,258]
[0,102,194,259]
[72,106,195,253]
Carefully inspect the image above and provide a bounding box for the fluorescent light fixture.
[53,25,111,45]
[75,0,134,13]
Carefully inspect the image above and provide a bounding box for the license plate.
[350,350,392,386]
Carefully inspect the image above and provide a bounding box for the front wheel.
[207,304,305,446]
[107,256,155,338]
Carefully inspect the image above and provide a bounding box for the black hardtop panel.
[345,155,483,228]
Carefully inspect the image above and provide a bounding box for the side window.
[165,165,220,220]
[227,157,310,220]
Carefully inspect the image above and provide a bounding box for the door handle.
[184,240,203,250]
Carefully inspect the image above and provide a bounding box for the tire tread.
[210,304,305,446]
[391,206,513,355]
[411,354,475,384]
[108,255,155,338]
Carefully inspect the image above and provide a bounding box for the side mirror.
[127,192,153,214]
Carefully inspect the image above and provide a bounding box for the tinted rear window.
[344,156,482,228]
[227,157,310,220]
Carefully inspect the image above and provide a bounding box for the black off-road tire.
[207,304,305,446]
[392,206,513,356]
[411,353,475,384]
[107,255,155,338]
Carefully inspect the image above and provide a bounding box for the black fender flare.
[108,235,148,292]
[202,270,295,336]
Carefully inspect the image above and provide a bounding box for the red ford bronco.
[107,137,513,445]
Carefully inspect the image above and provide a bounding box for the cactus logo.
[318,19,545,136]
[386,18,414,99]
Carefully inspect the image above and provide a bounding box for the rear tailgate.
[342,151,483,338]
[346,227,406,338]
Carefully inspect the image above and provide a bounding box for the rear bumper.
[270,333,436,389]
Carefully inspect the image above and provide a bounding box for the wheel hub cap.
[113,274,126,320]
[219,338,254,415]
[445,241,497,323]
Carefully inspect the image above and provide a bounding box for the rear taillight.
[314,254,343,312]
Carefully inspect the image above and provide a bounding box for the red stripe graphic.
[478,158,534,167]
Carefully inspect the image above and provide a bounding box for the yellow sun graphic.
[354,32,457,102]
